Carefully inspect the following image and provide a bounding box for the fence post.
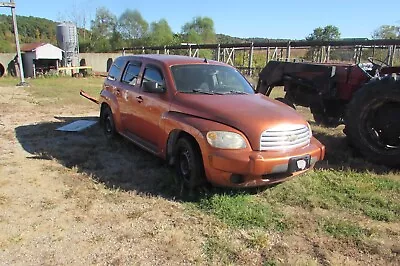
[326,46,331,62]
[248,42,254,76]
[286,41,291,61]
[388,45,396,66]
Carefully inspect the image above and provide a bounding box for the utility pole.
[0,1,27,86]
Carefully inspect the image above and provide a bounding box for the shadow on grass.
[15,116,394,202]
[15,116,272,201]
[312,129,395,174]
[15,116,180,198]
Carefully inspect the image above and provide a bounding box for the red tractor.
[256,59,400,166]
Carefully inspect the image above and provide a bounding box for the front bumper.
[203,137,325,187]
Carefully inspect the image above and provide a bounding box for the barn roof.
[21,43,47,52]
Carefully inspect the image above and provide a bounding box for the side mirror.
[143,81,165,93]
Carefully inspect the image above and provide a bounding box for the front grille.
[260,124,311,151]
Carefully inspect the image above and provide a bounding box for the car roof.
[117,54,228,67]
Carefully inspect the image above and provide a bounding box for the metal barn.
[21,43,63,77]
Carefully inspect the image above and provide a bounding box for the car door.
[104,58,128,130]
[118,60,143,134]
[131,64,170,152]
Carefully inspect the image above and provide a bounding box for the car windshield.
[171,64,255,95]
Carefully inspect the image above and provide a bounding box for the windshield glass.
[171,64,255,95]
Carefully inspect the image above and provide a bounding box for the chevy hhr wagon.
[99,55,325,189]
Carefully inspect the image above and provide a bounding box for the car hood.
[171,93,308,150]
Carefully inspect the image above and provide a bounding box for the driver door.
[130,64,170,151]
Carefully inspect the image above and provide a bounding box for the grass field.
[0,76,399,265]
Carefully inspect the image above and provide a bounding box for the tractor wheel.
[275,97,296,109]
[311,108,341,127]
[345,76,400,166]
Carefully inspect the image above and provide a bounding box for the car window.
[142,66,165,89]
[107,58,125,80]
[171,64,254,94]
[122,62,141,86]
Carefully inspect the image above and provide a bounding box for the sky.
[1,0,399,39]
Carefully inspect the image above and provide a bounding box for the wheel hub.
[105,116,112,134]
[367,102,400,149]
[179,150,191,180]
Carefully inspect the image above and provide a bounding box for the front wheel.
[345,76,400,166]
[175,137,205,193]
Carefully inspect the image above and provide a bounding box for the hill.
[0,14,58,52]
[0,15,289,53]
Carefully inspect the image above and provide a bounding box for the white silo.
[56,22,79,67]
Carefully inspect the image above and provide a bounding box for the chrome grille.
[260,124,311,151]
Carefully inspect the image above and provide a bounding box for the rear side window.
[107,58,125,80]
[122,62,141,85]
[142,67,164,88]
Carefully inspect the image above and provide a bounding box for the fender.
[99,90,122,133]
[160,111,248,161]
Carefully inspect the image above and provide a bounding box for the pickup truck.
[97,55,325,190]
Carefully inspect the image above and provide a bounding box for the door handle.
[136,96,143,103]
[115,89,121,96]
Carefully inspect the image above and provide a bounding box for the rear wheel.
[101,106,117,140]
[345,76,400,166]
[175,137,205,194]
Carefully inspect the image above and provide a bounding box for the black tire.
[312,112,341,127]
[275,97,296,109]
[175,137,205,192]
[101,106,117,140]
[345,76,400,166]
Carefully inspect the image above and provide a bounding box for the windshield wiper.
[193,89,226,95]
[181,89,225,95]
[227,90,248,95]
[192,89,215,94]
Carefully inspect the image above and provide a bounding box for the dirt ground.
[0,86,210,265]
[0,81,398,265]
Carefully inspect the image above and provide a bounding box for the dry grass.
[0,77,399,265]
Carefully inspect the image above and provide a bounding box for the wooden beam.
[58,66,92,71]
[120,39,400,53]
[0,2,15,8]
[248,42,254,75]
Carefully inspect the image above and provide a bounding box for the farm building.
[21,43,63,77]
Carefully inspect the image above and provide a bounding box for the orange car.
[98,55,325,189]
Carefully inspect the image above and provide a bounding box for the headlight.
[206,131,247,149]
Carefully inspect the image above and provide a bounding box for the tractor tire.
[275,97,296,109]
[312,112,341,128]
[345,76,400,167]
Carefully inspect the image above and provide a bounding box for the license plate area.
[288,155,311,173]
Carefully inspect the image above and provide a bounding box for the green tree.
[305,25,341,61]
[118,9,148,46]
[372,25,400,39]
[306,25,341,41]
[182,16,216,44]
[90,7,117,52]
[147,19,174,46]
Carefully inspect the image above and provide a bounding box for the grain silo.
[56,22,79,67]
